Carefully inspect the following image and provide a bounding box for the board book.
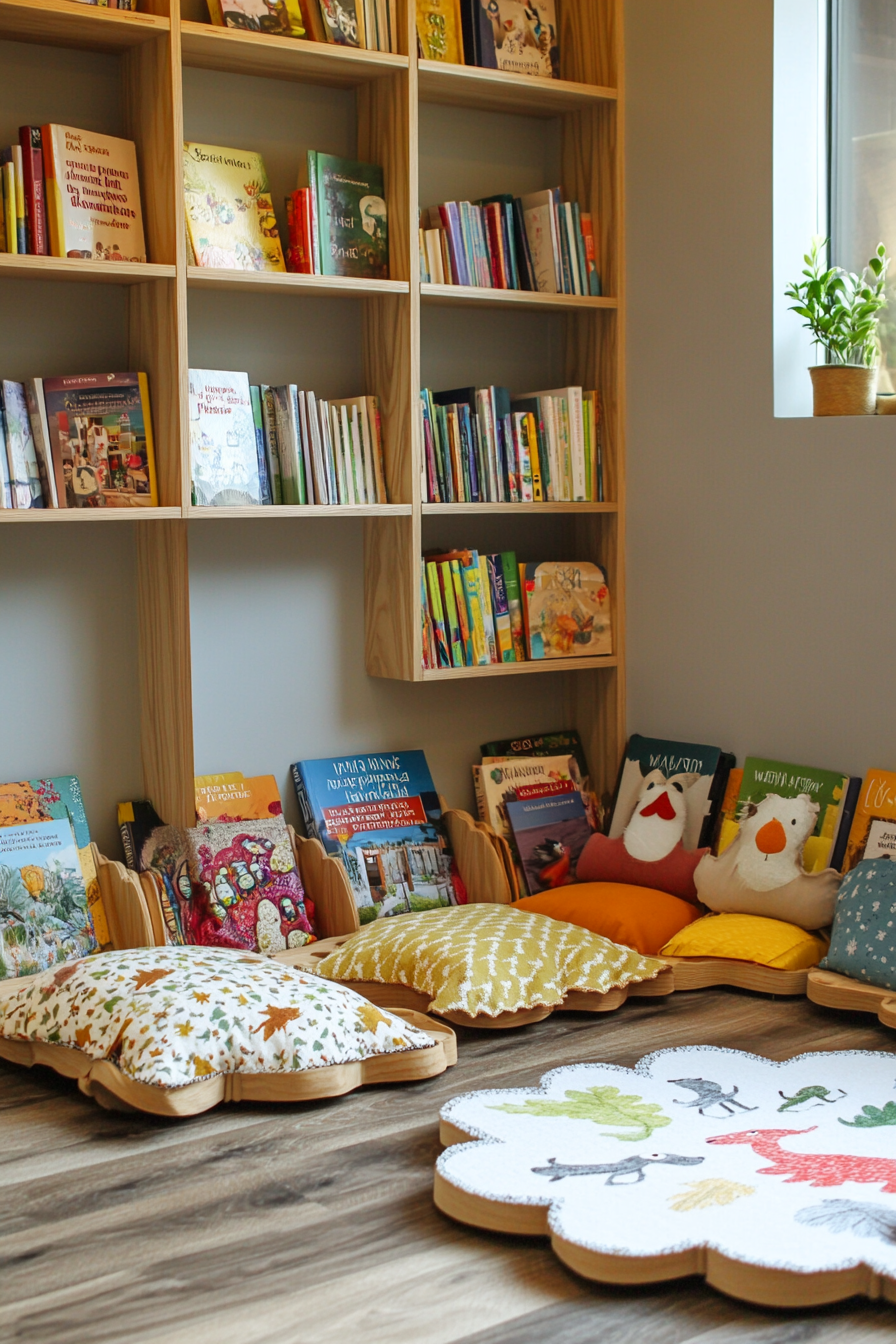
[521,561,611,659]
[184,143,285,272]
[841,770,896,873]
[41,124,145,262]
[505,789,593,895]
[609,734,735,853]
[722,757,856,873]
[206,0,306,36]
[195,772,283,822]
[40,373,158,509]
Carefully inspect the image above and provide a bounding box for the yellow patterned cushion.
[660,912,827,970]
[315,904,664,1018]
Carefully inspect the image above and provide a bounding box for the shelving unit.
[0,0,624,829]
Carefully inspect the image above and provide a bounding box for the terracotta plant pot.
[809,365,877,416]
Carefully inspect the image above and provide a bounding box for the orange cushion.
[517,882,701,956]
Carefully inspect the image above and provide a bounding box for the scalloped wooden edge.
[807,968,896,1030]
[663,955,811,996]
[278,932,674,1028]
[433,1124,896,1307]
[0,1009,456,1116]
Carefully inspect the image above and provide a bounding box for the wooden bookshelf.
[0,0,625,819]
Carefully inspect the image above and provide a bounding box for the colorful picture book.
[521,560,612,659]
[195,772,283,823]
[0,819,96,979]
[39,373,158,509]
[609,735,735,853]
[480,730,590,779]
[483,0,558,77]
[842,770,896,872]
[189,370,265,507]
[204,0,399,51]
[206,0,306,36]
[41,125,146,262]
[475,752,580,848]
[297,153,388,279]
[720,757,858,873]
[1,381,43,509]
[415,0,463,61]
[184,143,285,272]
[506,789,593,895]
[292,751,462,921]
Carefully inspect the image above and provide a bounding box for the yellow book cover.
[195,773,283,822]
[2,162,16,255]
[523,560,612,659]
[41,124,146,262]
[183,142,285,272]
[842,770,896,872]
[416,0,462,61]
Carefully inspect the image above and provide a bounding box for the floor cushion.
[517,882,700,955]
[313,903,666,1020]
[0,945,453,1115]
[661,912,827,970]
[820,858,896,991]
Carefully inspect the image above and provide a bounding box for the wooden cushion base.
[808,967,896,1028]
[664,955,810,995]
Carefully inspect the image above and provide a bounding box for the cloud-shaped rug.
[434,1046,896,1307]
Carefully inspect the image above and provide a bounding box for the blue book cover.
[0,818,96,978]
[292,751,461,922]
[505,791,593,896]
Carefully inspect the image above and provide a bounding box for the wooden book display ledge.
[807,968,896,1029]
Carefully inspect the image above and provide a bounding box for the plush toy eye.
[671,782,684,793]
[791,818,797,825]
[646,782,655,790]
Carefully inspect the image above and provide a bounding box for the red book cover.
[484,203,507,288]
[19,126,48,255]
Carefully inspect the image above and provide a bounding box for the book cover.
[40,373,158,509]
[1,381,44,508]
[195,773,283,822]
[416,0,463,61]
[292,751,461,921]
[522,560,611,659]
[841,770,896,872]
[189,369,263,507]
[41,124,146,262]
[249,384,272,504]
[183,142,285,272]
[213,0,305,36]
[317,0,365,45]
[506,790,592,895]
[478,753,578,845]
[486,553,515,660]
[519,189,560,293]
[481,729,589,779]
[314,153,388,279]
[609,734,734,853]
[484,0,557,77]
[0,819,97,979]
[734,757,851,873]
[23,379,60,507]
[118,800,186,943]
[19,126,47,255]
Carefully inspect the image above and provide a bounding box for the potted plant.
[785,237,890,415]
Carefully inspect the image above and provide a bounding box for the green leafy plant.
[839,1101,896,1129]
[491,1085,671,1142]
[785,237,890,367]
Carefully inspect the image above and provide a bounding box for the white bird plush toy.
[694,792,840,930]
[623,771,689,862]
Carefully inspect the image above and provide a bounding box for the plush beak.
[639,791,676,821]
[755,818,787,855]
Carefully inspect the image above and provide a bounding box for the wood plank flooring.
[2,989,895,1343]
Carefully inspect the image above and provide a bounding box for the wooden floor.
[2,989,896,1343]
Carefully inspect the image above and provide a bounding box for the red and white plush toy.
[694,793,840,930]
[622,773,689,860]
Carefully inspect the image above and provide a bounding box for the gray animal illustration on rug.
[778,1086,846,1113]
[669,1077,758,1117]
[795,1199,896,1244]
[532,1153,704,1186]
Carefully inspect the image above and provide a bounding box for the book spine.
[573,201,589,301]
[459,402,480,501]
[461,560,489,665]
[484,203,505,287]
[40,126,63,257]
[1,162,16,256]
[261,385,283,504]
[512,196,536,290]
[420,560,434,669]
[580,211,601,295]
[297,390,316,504]
[567,386,586,500]
[487,554,515,661]
[501,551,526,661]
[23,378,60,507]
[450,558,473,665]
[291,764,325,843]
[426,560,451,667]
[472,764,487,822]
[502,201,519,289]
[557,202,573,293]
[520,561,534,656]
[595,391,604,501]
[439,560,464,667]
[525,411,543,501]
[307,150,320,273]
[564,202,582,294]
[478,554,498,662]
[19,127,48,255]
[514,412,533,502]
[11,146,27,252]
[137,372,160,506]
[249,385,272,505]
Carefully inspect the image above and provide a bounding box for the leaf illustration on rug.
[668,1179,755,1212]
[492,1086,671,1142]
[532,1153,704,1185]
[778,1086,845,1112]
[795,1199,896,1244]
[839,1102,896,1129]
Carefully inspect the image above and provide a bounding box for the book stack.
[207,0,400,54]
[287,153,388,279]
[189,369,388,507]
[421,552,612,669]
[419,188,600,296]
[416,0,560,80]
[420,385,603,503]
[1,126,145,263]
[1,373,157,510]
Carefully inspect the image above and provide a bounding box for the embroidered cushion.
[0,946,449,1112]
[660,912,827,970]
[820,859,896,991]
[516,882,700,955]
[575,833,708,904]
[314,903,665,1019]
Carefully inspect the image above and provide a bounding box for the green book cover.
[736,756,848,870]
[315,154,388,280]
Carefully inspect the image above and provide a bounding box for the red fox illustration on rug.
[707,1126,896,1192]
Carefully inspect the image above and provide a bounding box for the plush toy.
[576,771,709,904]
[694,793,840,930]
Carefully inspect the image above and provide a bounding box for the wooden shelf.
[0,0,169,49]
[187,266,408,298]
[0,253,175,284]
[0,507,182,522]
[420,283,616,313]
[422,502,617,514]
[418,59,616,117]
[187,504,412,518]
[422,655,618,681]
[180,20,407,85]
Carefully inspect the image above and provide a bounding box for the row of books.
[419,189,600,297]
[420,384,604,504]
[184,143,388,280]
[417,0,559,80]
[1,125,145,263]
[421,552,612,669]
[0,373,157,511]
[189,369,388,508]
[209,0,400,53]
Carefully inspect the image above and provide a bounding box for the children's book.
[0,819,96,979]
[183,143,285,272]
[1,381,43,508]
[40,373,158,509]
[506,790,592,895]
[118,800,186,944]
[206,0,306,37]
[41,125,146,262]
[292,751,462,922]
[609,735,735,853]
[476,753,579,847]
[728,757,857,873]
[481,730,590,779]
[311,152,388,280]
[316,0,365,45]
[415,0,463,61]
[484,0,558,77]
[832,769,896,873]
[521,560,612,659]
[188,369,264,507]
[195,773,283,822]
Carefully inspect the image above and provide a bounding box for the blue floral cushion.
[820,859,896,990]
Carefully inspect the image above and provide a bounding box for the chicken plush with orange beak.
[694,792,840,929]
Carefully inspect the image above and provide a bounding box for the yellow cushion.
[517,883,700,956]
[660,912,827,970]
[316,904,664,1018]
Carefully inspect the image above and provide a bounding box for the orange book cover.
[195,773,283,823]
[842,769,896,872]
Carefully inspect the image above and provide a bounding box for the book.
[500,551,527,660]
[521,560,612,659]
[506,790,593,895]
[842,770,896,871]
[10,145,27,252]
[40,373,158,508]
[481,729,590,780]
[183,142,285,272]
[477,753,579,845]
[23,379,60,507]
[285,187,313,273]
[249,384,272,504]
[484,0,557,77]
[1,381,44,508]
[730,757,855,873]
[195,773,283,823]
[41,124,146,262]
[292,751,462,921]
[0,819,97,978]
[189,369,265,507]
[118,799,185,943]
[19,127,47,255]
[312,153,388,280]
[206,0,306,36]
[316,0,365,45]
[1,160,16,255]
[416,0,463,61]
[486,553,515,661]
[609,734,735,853]
[459,0,497,65]
[519,189,560,293]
